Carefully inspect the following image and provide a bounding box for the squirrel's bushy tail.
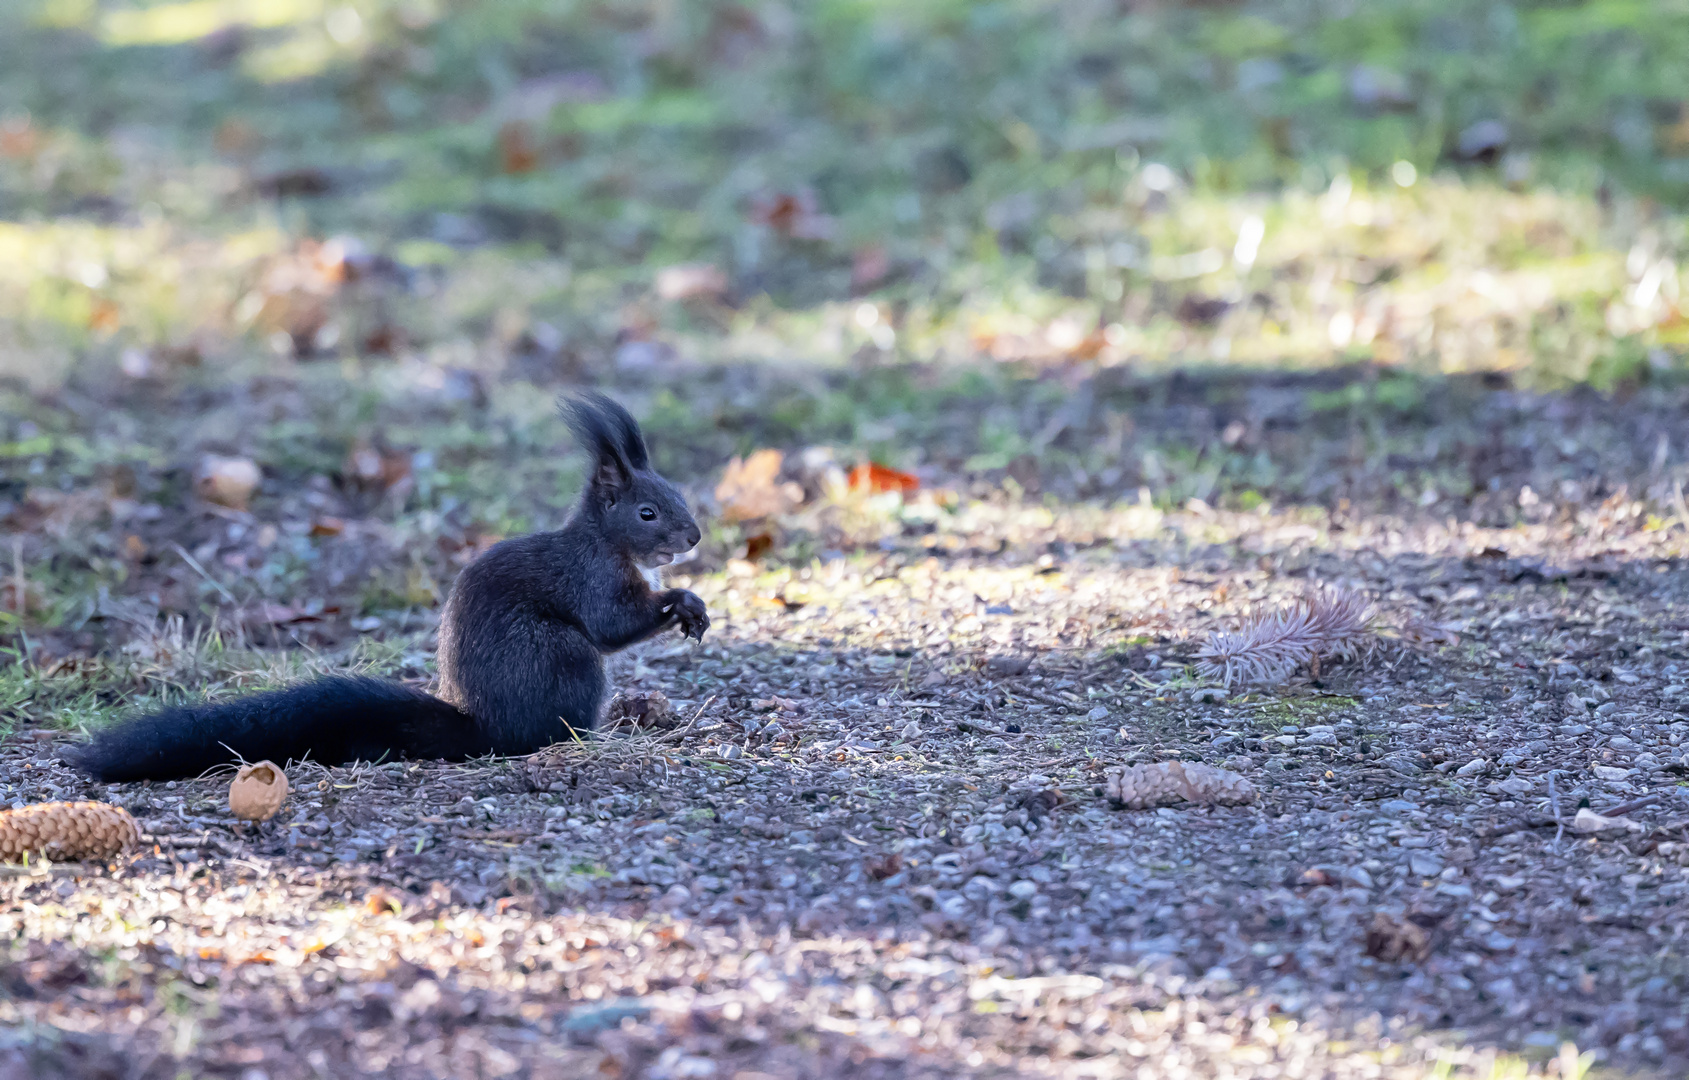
[64,676,485,783]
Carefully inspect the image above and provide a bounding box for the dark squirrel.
[66,393,708,783]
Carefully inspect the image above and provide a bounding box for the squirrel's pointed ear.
[591,452,632,502]
[562,393,637,503]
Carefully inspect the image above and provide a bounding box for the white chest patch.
[640,565,664,591]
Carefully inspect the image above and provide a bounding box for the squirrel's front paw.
[669,590,710,641]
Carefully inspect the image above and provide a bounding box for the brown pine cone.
[0,801,140,863]
[1104,760,1257,810]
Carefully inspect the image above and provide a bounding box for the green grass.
[1,0,1687,393]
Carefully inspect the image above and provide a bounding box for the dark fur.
[65,392,706,782]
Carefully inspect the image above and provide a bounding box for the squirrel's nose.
[686,525,701,548]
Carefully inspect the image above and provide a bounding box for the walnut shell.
[229,760,289,821]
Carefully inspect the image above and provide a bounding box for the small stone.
[1344,866,1374,889]
[1007,880,1038,900]
[1087,706,1110,721]
[1455,759,1489,778]
[563,999,652,1038]
[899,720,921,743]
[986,655,1030,677]
[1572,808,1641,833]
[1455,119,1508,160]
[1496,776,1534,796]
[1409,852,1444,878]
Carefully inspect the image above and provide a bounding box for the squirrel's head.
[562,392,701,566]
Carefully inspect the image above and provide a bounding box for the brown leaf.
[864,852,903,881]
[498,121,539,174]
[309,516,345,537]
[747,190,834,241]
[1364,913,1432,963]
[743,532,774,562]
[716,449,803,522]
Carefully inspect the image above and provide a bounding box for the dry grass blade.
[1196,585,1377,690]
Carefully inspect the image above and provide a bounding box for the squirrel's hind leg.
[467,625,606,756]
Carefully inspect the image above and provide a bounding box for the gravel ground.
[3,497,1688,1079]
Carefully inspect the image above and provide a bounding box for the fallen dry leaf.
[716,449,804,522]
[747,190,834,241]
[497,121,539,173]
[1364,914,1433,964]
[365,889,405,917]
[849,462,919,495]
[864,852,903,881]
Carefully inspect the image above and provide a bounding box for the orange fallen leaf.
[87,298,122,333]
[743,532,773,561]
[310,516,345,537]
[365,889,404,917]
[197,946,224,960]
[849,462,918,495]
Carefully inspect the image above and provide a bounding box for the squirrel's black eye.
[639,506,656,521]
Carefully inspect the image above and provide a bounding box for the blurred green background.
[5,0,1689,395]
[3,0,1689,663]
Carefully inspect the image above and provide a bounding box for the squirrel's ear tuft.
[561,392,648,497]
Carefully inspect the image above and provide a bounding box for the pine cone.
[603,690,675,731]
[0,801,140,863]
[1104,761,1257,810]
